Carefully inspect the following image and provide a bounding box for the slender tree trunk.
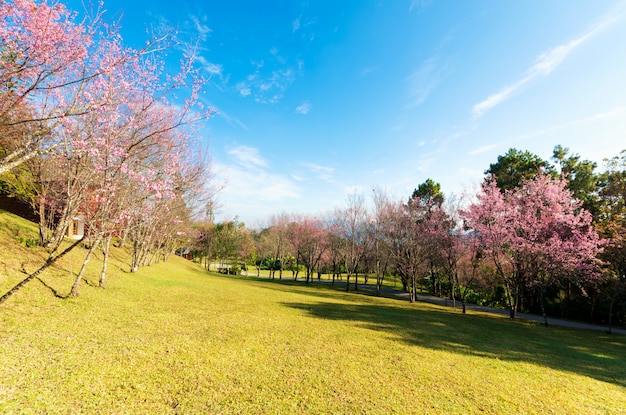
[99,235,113,288]
[0,237,85,305]
[539,285,548,327]
[504,280,516,319]
[450,282,456,308]
[70,237,101,297]
[607,297,615,334]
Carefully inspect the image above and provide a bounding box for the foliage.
[485,148,554,191]
[411,178,444,206]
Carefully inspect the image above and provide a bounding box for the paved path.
[244,272,626,335]
[363,281,625,335]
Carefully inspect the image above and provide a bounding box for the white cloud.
[472,8,622,119]
[409,0,431,12]
[406,56,444,108]
[189,14,212,41]
[303,162,336,183]
[227,145,267,168]
[213,155,301,223]
[469,144,498,156]
[189,53,224,80]
[292,16,301,33]
[295,101,312,114]
[360,66,379,76]
[515,105,626,141]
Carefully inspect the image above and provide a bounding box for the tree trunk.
[539,285,548,327]
[70,237,101,297]
[607,296,615,334]
[99,235,113,288]
[504,280,516,319]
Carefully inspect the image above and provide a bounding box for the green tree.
[411,178,443,206]
[485,148,553,191]
[552,145,599,215]
[596,150,626,328]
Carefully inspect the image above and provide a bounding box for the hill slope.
[1,210,625,414]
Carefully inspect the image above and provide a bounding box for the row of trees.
[0,0,213,302]
[191,147,626,328]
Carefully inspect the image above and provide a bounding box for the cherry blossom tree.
[380,198,427,302]
[334,193,369,291]
[1,0,117,173]
[0,1,213,301]
[462,175,603,322]
[287,216,328,283]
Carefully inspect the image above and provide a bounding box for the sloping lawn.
[1,210,625,414]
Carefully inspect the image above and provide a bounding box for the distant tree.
[552,145,599,215]
[322,220,346,285]
[371,188,391,295]
[334,193,369,291]
[485,148,553,191]
[266,214,291,279]
[596,150,626,328]
[411,178,444,206]
[287,216,328,283]
[381,198,428,302]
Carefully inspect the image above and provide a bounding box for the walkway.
[244,272,626,335]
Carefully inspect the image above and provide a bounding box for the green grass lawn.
[1,210,625,414]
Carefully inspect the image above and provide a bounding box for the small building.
[66,215,85,239]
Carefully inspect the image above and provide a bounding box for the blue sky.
[67,0,626,226]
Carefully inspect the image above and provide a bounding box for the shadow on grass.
[279,298,626,389]
[211,274,626,388]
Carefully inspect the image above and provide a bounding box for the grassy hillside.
[1,210,625,414]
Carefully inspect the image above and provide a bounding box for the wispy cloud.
[295,101,312,114]
[303,162,336,183]
[189,14,212,41]
[209,104,248,131]
[214,160,300,221]
[469,143,499,156]
[472,8,623,119]
[406,56,445,108]
[194,55,223,78]
[213,147,301,221]
[292,16,301,33]
[360,66,379,76]
[236,51,298,104]
[409,0,432,12]
[515,105,626,140]
[227,145,267,168]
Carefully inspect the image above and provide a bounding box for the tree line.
[192,147,626,329]
[0,0,213,302]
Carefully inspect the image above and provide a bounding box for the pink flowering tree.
[287,216,328,283]
[1,0,114,173]
[462,174,603,323]
[0,1,213,302]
